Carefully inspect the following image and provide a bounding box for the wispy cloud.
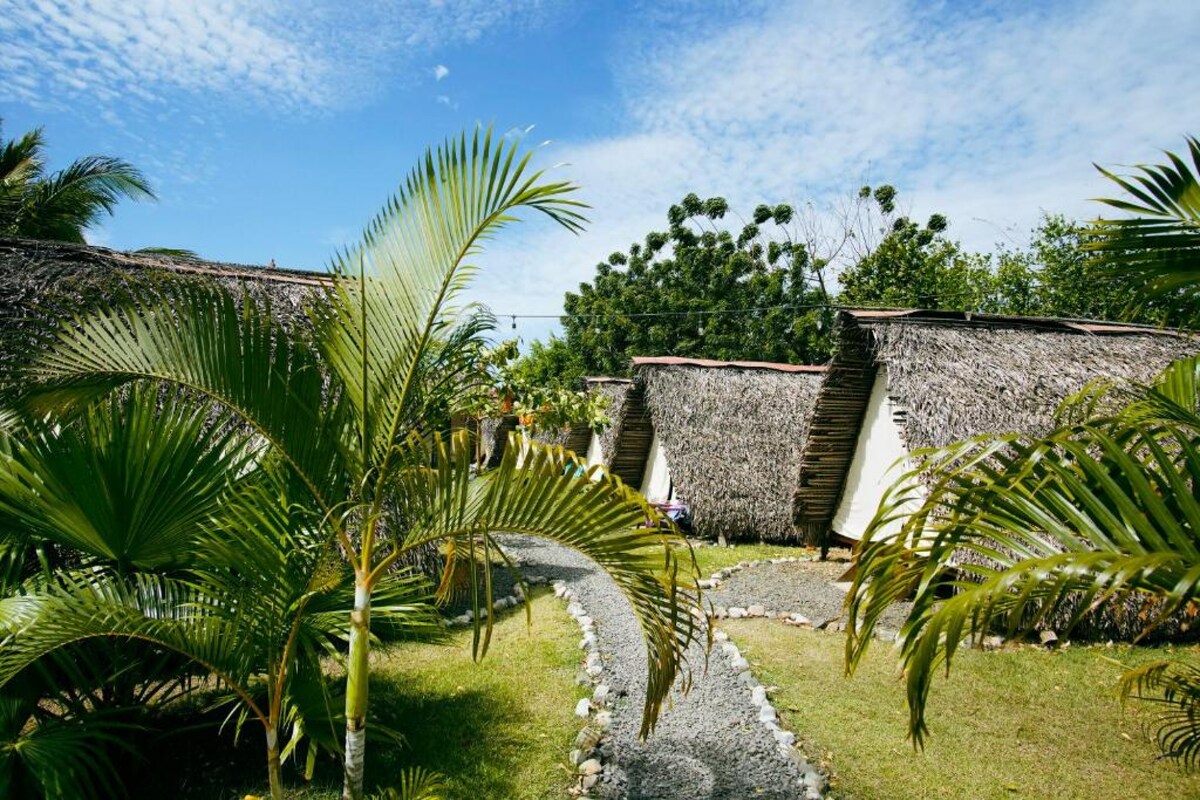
[471,0,1199,341]
[433,64,450,81]
[0,0,552,113]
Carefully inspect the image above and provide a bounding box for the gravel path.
[502,535,819,800]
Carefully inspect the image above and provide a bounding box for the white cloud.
[0,0,552,112]
[433,64,450,81]
[469,0,1200,336]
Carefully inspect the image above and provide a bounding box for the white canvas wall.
[831,368,915,541]
[585,433,604,474]
[639,434,675,503]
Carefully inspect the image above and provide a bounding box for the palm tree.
[0,387,441,798]
[0,121,154,243]
[845,136,1200,766]
[9,128,704,799]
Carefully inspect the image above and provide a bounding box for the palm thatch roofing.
[634,357,826,543]
[530,423,592,456]
[0,239,330,383]
[479,415,591,467]
[793,309,1200,546]
[584,377,653,487]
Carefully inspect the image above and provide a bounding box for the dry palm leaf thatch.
[0,238,328,387]
[587,377,634,471]
[801,309,1200,639]
[636,357,825,543]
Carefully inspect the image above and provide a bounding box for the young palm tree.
[845,136,1200,766]
[0,121,154,243]
[0,388,441,798]
[12,128,704,799]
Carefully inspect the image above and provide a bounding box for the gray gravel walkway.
[502,535,816,800]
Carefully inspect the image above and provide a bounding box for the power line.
[497,284,1050,324]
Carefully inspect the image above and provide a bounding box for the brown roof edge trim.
[632,356,828,373]
[844,308,1186,337]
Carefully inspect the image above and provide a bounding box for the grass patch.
[140,591,585,799]
[689,541,823,577]
[729,620,1200,800]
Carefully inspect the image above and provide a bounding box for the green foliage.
[1087,135,1200,302]
[561,193,833,376]
[987,214,1199,328]
[370,767,449,800]
[6,128,703,798]
[461,338,608,436]
[837,188,991,310]
[0,120,154,243]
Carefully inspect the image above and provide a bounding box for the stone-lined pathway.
[500,535,825,800]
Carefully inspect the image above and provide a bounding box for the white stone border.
[712,628,825,799]
[448,575,611,797]
[553,579,612,798]
[704,557,900,641]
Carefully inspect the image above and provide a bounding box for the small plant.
[370,767,450,800]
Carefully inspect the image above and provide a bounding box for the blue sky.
[1,0,1196,343]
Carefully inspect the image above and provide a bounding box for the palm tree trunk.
[342,580,372,800]
[266,726,284,800]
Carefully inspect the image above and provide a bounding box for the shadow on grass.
[129,667,539,799]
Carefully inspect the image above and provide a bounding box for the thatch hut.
[793,309,1200,548]
[634,357,826,543]
[591,376,656,488]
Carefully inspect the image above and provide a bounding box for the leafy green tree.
[836,186,995,310]
[8,129,703,799]
[508,336,587,392]
[561,194,833,376]
[0,122,154,243]
[846,136,1200,767]
[988,214,1198,328]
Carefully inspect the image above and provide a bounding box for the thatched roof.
[479,416,518,468]
[584,377,654,487]
[0,239,330,382]
[636,357,825,543]
[529,423,592,456]
[793,309,1200,545]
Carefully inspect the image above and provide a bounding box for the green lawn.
[689,541,823,576]
[729,620,1200,800]
[143,591,585,799]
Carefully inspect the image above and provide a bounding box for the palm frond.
[15,155,154,242]
[1086,136,1200,299]
[0,691,135,800]
[15,279,354,518]
[0,386,254,570]
[318,126,586,474]
[847,369,1200,746]
[387,430,705,738]
[1118,659,1200,769]
[0,572,266,720]
[372,767,450,800]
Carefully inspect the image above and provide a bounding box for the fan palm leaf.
[0,386,254,571]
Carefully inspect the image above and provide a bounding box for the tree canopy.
[559,193,834,376]
[518,186,1199,385]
